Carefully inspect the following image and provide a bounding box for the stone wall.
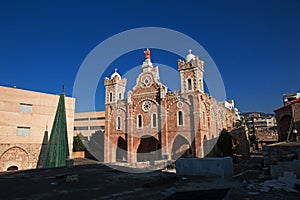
[0,143,41,171]
[262,142,300,178]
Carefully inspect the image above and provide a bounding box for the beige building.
[248,113,277,129]
[74,111,105,137]
[0,86,75,171]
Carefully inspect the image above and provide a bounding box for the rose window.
[142,101,151,112]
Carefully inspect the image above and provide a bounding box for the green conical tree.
[43,93,69,168]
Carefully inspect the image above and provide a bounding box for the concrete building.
[0,86,75,171]
[247,113,277,129]
[246,113,278,147]
[283,92,300,105]
[104,49,238,163]
[74,111,105,137]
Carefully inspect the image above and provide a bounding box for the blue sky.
[1,0,299,114]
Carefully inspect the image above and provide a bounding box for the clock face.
[140,74,152,88]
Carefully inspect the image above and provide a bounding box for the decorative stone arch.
[0,146,29,171]
[136,135,161,162]
[133,71,159,91]
[166,97,192,113]
[116,107,126,114]
[132,97,159,115]
[171,134,192,160]
[116,136,127,162]
[108,106,126,120]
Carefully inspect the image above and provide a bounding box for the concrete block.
[284,171,297,179]
[176,157,233,178]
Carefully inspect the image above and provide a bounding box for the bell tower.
[178,50,204,93]
[104,69,127,104]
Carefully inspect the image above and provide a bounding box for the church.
[104,49,238,163]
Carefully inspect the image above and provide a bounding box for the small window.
[117,117,121,130]
[203,112,206,127]
[137,115,142,128]
[118,93,122,100]
[20,103,32,113]
[199,79,202,89]
[152,113,157,128]
[74,118,89,121]
[90,117,105,120]
[17,127,30,136]
[109,92,113,102]
[178,111,184,126]
[90,126,102,130]
[187,78,192,90]
[74,126,89,131]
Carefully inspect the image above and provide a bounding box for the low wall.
[176,157,233,178]
[72,151,85,159]
[262,142,300,178]
[262,142,300,166]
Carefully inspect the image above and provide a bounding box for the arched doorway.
[279,115,292,141]
[116,136,127,162]
[7,166,18,171]
[171,135,192,160]
[137,136,160,162]
[0,146,29,171]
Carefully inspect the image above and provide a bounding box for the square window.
[17,127,30,136]
[20,103,32,113]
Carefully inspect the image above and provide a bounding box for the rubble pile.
[242,171,300,194]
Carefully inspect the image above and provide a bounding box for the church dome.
[186,49,195,62]
[110,69,121,79]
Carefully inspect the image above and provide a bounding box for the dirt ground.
[0,158,299,200]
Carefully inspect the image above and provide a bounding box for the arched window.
[203,111,206,127]
[137,115,143,128]
[152,113,157,128]
[199,79,203,91]
[178,110,184,126]
[109,92,113,102]
[116,117,121,130]
[187,78,192,90]
[7,166,18,171]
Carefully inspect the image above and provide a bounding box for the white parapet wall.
[176,157,233,178]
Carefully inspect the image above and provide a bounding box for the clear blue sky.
[1,0,299,114]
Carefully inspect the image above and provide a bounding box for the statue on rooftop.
[144,48,150,59]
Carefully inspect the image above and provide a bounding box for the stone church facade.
[104,49,238,163]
